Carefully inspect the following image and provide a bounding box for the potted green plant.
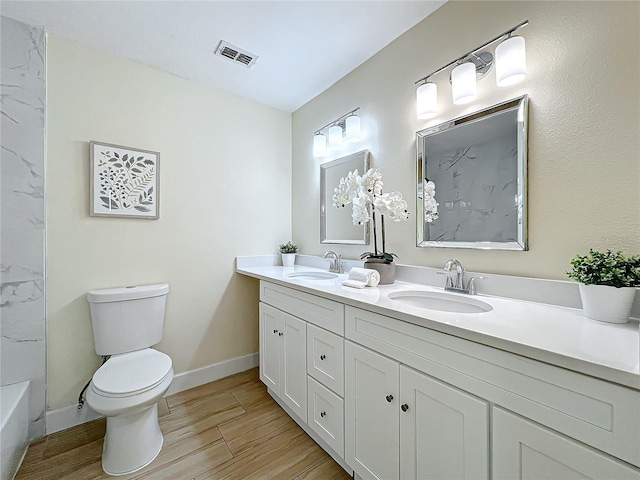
[333,168,438,284]
[566,249,639,323]
[279,241,299,267]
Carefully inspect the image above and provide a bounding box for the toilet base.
[102,403,163,476]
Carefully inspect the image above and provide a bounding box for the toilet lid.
[92,349,172,396]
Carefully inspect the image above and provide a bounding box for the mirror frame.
[416,95,529,250]
[320,150,370,245]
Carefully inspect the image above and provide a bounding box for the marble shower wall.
[1,16,47,440]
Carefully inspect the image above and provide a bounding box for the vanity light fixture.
[313,107,361,156]
[415,20,528,117]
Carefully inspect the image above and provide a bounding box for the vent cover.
[215,41,258,68]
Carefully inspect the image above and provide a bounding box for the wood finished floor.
[16,368,352,480]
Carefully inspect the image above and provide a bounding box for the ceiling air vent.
[214,41,258,68]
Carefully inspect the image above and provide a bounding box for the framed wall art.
[90,141,160,219]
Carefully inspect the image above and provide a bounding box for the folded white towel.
[341,279,367,289]
[347,267,381,287]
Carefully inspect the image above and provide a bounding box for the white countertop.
[237,262,640,389]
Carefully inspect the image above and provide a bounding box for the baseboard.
[45,352,259,435]
[45,402,102,435]
[165,352,259,396]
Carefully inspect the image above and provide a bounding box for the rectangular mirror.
[321,150,370,244]
[416,95,528,250]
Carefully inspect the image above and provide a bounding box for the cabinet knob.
[320,411,326,417]
[320,354,326,360]
[278,332,284,336]
[386,395,393,403]
[401,404,409,412]
[273,329,278,334]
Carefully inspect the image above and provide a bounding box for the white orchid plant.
[423,178,439,224]
[333,168,437,262]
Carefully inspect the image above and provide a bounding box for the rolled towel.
[341,279,367,289]
[348,267,381,287]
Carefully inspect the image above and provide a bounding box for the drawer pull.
[401,404,409,412]
[320,354,326,360]
[320,411,326,417]
[386,395,393,403]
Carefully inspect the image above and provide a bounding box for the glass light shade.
[328,125,343,149]
[313,133,327,157]
[345,115,361,143]
[495,36,526,87]
[416,82,438,119]
[451,62,477,105]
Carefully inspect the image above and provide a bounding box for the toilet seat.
[92,349,172,398]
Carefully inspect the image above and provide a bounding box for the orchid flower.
[334,167,436,260]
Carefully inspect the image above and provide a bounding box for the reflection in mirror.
[321,150,370,244]
[417,95,528,250]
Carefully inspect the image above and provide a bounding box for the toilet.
[86,283,174,476]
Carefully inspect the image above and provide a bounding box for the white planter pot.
[578,283,637,324]
[281,253,296,267]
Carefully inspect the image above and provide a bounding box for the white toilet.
[86,283,174,476]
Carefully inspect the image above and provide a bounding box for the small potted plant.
[566,249,639,323]
[279,241,299,267]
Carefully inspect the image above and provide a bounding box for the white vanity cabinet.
[254,279,640,480]
[259,302,307,421]
[345,341,489,480]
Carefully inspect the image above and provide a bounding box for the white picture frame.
[90,141,160,219]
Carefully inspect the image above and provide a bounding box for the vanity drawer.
[345,305,640,467]
[307,324,344,396]
[260,281,344,335]
[307,375,344,457]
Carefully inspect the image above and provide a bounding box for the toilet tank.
[87,283,169,356]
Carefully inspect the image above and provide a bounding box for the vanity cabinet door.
[280,311,307,422]
[400,366,489,480]
[259,302,280,391]
[493,407,640,480]
[345,341,400,480]
[259,302,307,422]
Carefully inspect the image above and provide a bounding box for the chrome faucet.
[440,258,485,295]
[323,251,343,273]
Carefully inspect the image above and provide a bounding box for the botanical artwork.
[90,141,160,219]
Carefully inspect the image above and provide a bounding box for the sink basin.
[287,271,339,280]
[387,290,493,314]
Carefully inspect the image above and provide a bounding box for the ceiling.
[1,1,446,112]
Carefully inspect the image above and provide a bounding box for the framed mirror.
[321,150,370,244]
[417,95,528,250]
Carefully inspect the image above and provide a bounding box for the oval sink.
[387,290,493,314]
[287,271,339,280]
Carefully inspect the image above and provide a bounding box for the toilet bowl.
[86,348,174,476]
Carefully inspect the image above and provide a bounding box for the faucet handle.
[466,276,486,295]
[436,271,454,288]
